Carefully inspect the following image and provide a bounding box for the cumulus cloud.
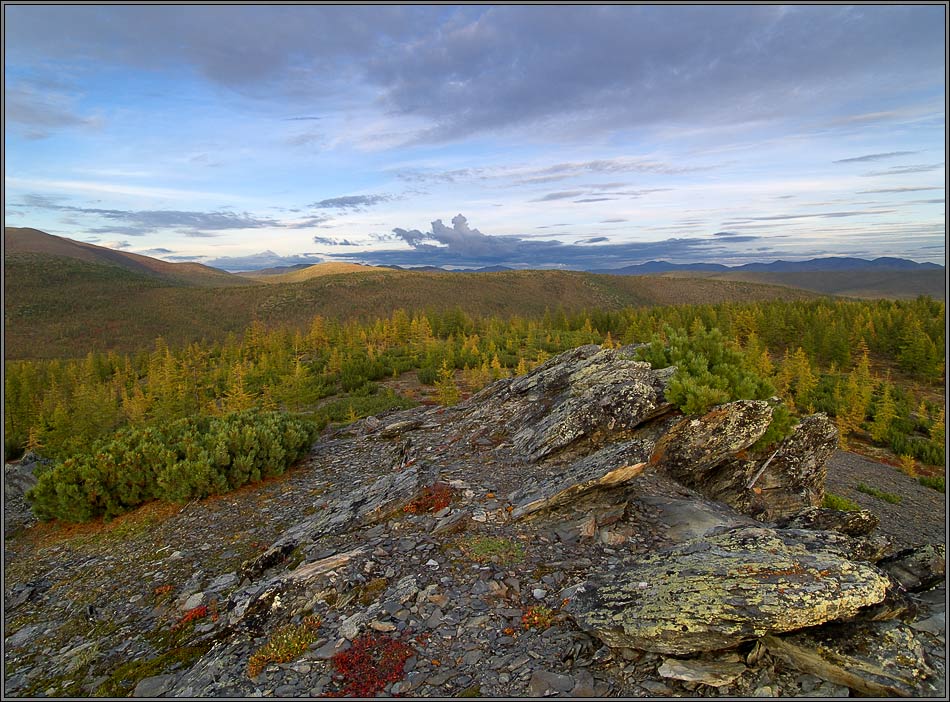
[330,214,764,269]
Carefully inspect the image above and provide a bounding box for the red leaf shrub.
[328,633,415,697]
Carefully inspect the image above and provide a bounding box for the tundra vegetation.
[6,297,944,522]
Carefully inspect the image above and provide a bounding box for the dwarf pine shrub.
[27,409,317,522]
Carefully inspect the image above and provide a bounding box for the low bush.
[27,409,317,522]
[918,474,945,492]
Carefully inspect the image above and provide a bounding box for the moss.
[357,577,389,606]
[458,536,525,564]
[457,683,483,697]
[822,492,860,511]
[94,644,209,697]
[855,483,902,504]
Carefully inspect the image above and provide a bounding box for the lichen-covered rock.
[510,439,654,519]
[460,344,674,462]
[567,526,889,655]
[685,414,838,521]
[774,506,879,536]
[762,619,939,697]
[878,544,946,593]
[650,400,772,483]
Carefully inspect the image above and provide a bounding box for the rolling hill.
[659,269,946,300]
[4,227,255,288]
[4,229,824,360]
[238,261,379,284]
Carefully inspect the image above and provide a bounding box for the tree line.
[5,297,944,470]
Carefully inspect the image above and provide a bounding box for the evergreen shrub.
[27,409,317,522]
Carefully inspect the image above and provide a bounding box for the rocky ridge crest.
[4,344,945,697]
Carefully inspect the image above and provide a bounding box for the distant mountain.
[735,257,943,272]
[4,227,254,287]
[596,256,942,275]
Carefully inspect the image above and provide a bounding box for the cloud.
[833,151,917,164]
[859,186,944,194]
[313,236,359,246]
[533,191,586,202]
[600,218,628,223]
[203,250,324,272]
[574,198,614,203]
[5,6,943,145]
[577,236,609,244]
[310,194,392,209]
[139,247,175,255]
[18,194,286,236]
[331,213,756,269]
[4,80,99,138]
[863,163,944,177]
[102,240,131,250]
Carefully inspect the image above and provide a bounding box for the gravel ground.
[824,450,946,551]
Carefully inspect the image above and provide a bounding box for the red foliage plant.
[328,633,415,697]
[173,604,208,630]
[403,482,454,514]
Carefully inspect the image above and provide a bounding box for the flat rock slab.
[568,526,889,655]
[658,657,747,686]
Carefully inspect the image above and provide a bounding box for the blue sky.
[4,4,946,271]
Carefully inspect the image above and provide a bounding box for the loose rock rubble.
[4,344,945,697]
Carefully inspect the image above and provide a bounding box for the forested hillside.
[6,298,944,503]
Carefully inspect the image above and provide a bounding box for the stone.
[672,413,838,522]
[312,639,351,661]
[511,442,650,519]
[567,526,888,655]
[528,669,574,696]
[459,345,673,462]
[763,618,940,697]
[877,543,945,593]
[652,400,773,480]
[207,573,239,592]
[657,658,747,686]
[182,592,206,611]
[133,673,180,697]
[775,506,879,536]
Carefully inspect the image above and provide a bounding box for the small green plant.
[458,536,525,564]
[822,492,860,511]
[247,616,321,678]
[918,474,945,492]
[522,605,556,630]
[328,632,415,697]
[856,483,902,504]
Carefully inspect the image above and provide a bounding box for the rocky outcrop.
[567,526,889,655]
[670,413,838,521]
[763,619,939,697]
[460,344,673,462]
[878,544,946,593]
[775,505,879,536]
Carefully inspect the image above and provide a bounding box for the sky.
[4,4,946,271]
